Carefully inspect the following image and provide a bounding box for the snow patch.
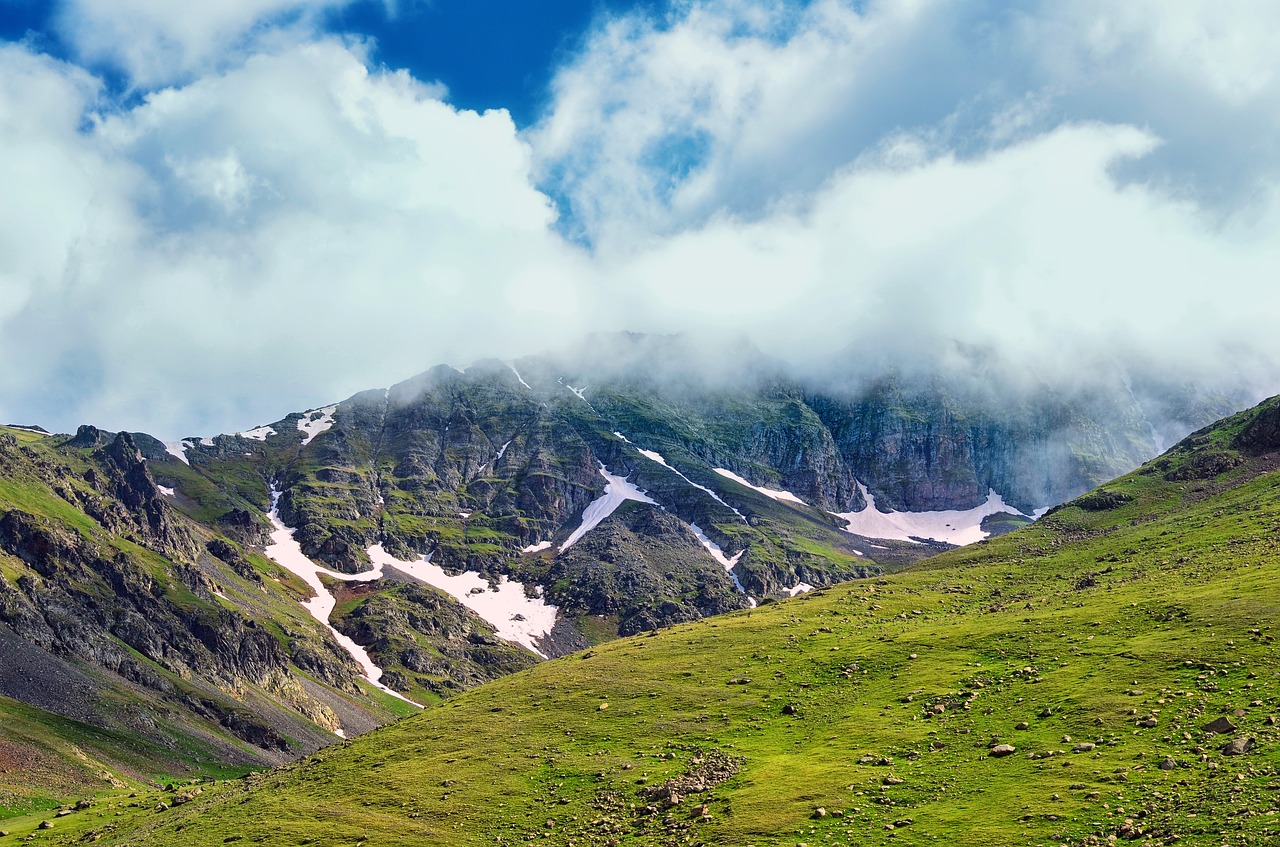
[507,362,532,390]
[162,442,189,464]
[366,544,557,658]
[834,483,1035,546]
[239,425,275,441]
[688,522,754,604]
[560,465,657,552]
[495,440,512,460]
[613,431,632,443]
[297,405,337,446]
[687,522,742,570]
[633,447,747,522]
[199,437,214,447]
[786,582,815,597]
[713,468,808,505]
[522,541,553,554]
[157,485,176,497]
[263,489,420,707]
[459,510,472,519]
[566,384,588,402]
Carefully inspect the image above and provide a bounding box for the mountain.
[24,391,1280,846]
[0,424,516,813]
[0,335,1246,816]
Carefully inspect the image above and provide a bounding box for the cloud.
[532,0,1280,385]
[54,0,350,86]
[0,39,591,436]
[601,120,1280,377]
[2,0,1279,437]
[533,0,1280,242]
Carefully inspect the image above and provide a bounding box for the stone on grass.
[1222,737,1257,756]
[989,744,1017,758]
[1204,716,1237,735]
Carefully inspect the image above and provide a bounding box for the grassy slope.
[0,428,411,806]
[10,403,1280,845]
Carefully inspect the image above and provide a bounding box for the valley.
[2,380,1278,845]
[0,338,1265,846]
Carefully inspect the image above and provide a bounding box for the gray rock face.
[0,434,363,756]
[1222,736,1257,756]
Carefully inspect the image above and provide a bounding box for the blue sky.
[1,1,1278,436]
[0,0,662,124]
[331,0,665,126]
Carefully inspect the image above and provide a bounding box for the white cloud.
[2,0,1280,435]
[54,0,350,86]
[534,0,1280,241]
[0,40,590,436]
[604,120,1280,376]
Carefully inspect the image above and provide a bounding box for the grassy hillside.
[0,426,411,810]
[10,398,1280,845]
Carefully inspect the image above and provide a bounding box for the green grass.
[26,417,1280,847]
[0,475,100,539]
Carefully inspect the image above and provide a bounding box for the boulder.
[1203,716,1237,735]
[1222,737,1257,756]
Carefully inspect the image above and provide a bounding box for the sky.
[1,0,1279,437]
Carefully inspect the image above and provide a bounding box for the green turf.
[20,404,1280,847]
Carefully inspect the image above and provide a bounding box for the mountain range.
[0,334,1257,837]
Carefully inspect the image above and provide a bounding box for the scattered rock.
[1073,743,1096,753]
[1158,757,1177,771]
[1204,716,1238,735]
[37,822,53,831]
[640,749,743,804]
[1118,818,1144,840]
[989,745,1017,758]
[1073,490,1132,511]
[884,776,904,785]
[781,704,799,716]
[1222,737,1257,756]
[1015,722,1030,731]
[597,702,609,711]
[173,789,201,805]
[1267,715,1277,726]
[1039,707,1053,718]
[1136,717,1158,729]
[812,807,828,819]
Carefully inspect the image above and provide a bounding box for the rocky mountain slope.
[0,424,514,815]
[27,391,1280,847]
[146,335,1237,640]
[0,335,1244,816]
